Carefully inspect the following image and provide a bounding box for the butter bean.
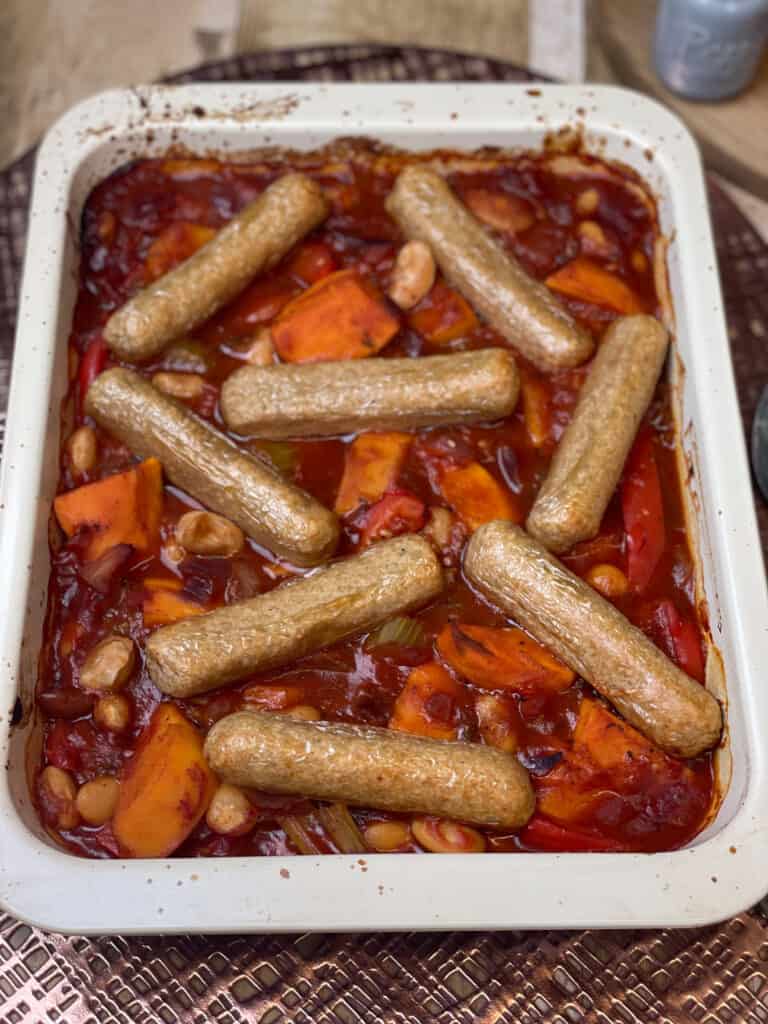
[206,783,256,836]
[94,693,132,732]
[39,765,80,830]
[76,776,120,826]
[363,820,411,851]
[388,240,436,310]
[151,372,205,401]
[80,635,135,692]
[176,510,244,557]
[67,426,98,475]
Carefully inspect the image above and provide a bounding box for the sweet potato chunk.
[536,780,599,825]
[535,743,604,825]
[389,662,464,740]
[537,699,682,825]
[573,697,667,770]
[545,258,644,314]
[272,269,400,362]
[335,432,412,514]
[142,578,207,627]
[438,462,521,531]
[436,623,575,696]
[54,458,163,561]
[407,279,478,344]
[113,703,216,857]
[144,222,215,282]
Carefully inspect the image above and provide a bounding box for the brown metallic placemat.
[1,44,768,1024]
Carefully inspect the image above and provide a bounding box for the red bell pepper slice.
[653,599,705,682]
[621,427,665,591]
[358,489,426,547]
[519,815,626,852]
[78,334,108,409]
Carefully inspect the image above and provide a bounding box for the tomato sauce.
[36,142,715,858]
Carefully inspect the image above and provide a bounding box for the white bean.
[388,241,436,310]
[80,635,135,692]
[176,510,244,557]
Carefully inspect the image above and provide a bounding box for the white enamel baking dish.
[1,83,766,934]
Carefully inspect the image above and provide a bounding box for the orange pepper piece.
[573,697,668,770]
[536,776,603,826]
[113,704,216,857]
[272,269,400,363]
[389,662,463,740]
[436,623,575,696]
[334,432,412,515]
[142,578,206,628]
[545,257,644,315]
[144,222,215,282]
[407,279,478,344]
[438,462,521,531]
[54,458,163,561]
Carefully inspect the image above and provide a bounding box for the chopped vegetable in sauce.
[35,141,715,859]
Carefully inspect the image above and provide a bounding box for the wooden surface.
[0,0,529,168]
[595,0,768,200]
[236,0,528,64]
[2,0,767,239]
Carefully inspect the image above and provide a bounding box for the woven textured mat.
[1,45,768,1024]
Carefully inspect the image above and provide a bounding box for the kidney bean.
[38,688,95,720]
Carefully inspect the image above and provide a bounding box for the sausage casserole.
[35,142,721,859]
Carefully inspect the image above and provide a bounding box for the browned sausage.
[205,711,534,829]
[85,368,338,566]
[527,315,669,552]
[220,349,519,438]
[464,521,722,758]
[385,165,594,372]
[146,534,443,698]
[104,173,329,361]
